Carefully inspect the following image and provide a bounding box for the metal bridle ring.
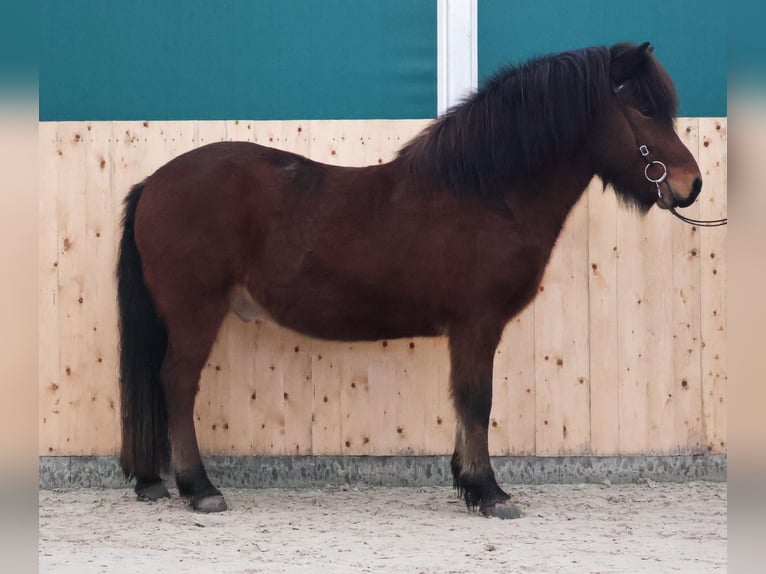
[644,160,668,184]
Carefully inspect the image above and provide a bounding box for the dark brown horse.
[117,42,702,518]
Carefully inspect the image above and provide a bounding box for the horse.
[116,41,702,518]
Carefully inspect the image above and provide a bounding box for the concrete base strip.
[39,454,726,490]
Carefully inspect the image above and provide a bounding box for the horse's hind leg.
[161,297,229,512]
[135,475,170,501]
[448,321,523,520]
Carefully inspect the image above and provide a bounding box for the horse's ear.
[611,42,652,85]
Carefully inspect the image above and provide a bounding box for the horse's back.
[131,140,381,327]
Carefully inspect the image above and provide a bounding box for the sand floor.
[39,481,726,573]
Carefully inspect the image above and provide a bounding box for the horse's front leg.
[448,321,522,519]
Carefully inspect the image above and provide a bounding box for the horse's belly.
[230,285,440,342]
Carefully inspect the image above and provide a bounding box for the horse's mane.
[396,44,678,199]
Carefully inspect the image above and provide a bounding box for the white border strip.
[437,0,478,116]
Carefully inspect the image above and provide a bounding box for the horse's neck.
[503,154,595,238]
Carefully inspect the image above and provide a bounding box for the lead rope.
[668,207,727,227]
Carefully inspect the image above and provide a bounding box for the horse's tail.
[116,181,170,480]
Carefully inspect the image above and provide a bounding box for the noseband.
[638,143,668,202]
[612,83,727,227]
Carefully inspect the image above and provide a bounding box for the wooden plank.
[387,120,456,456]
[137,120,243,455]
[534,193,591,455]
[199,120,317,456]
[492,309,536,456]
[616,199,648,454]
[276,120,317,456]
[698,118,727,454]
[420,338,454,455]
[366,340,401,455]
[38,122,61,455]
[278,334,313,456]
[189,121,235,456]
[307,120,374,455]
[306,120,356,455]
[671,118,705,453]
[113,120,197,196]
[392,339,426,454]
[362,121,430,455]
[310,120,436,456]
[383,125,429,456]
[54,123,90,454]
[200,315,256,455]
[252,321,289,455]
[224,119,254,143]
[587,177,620,454]
[191,120,237,456]
[310,344,343,455]
[642,205,678,455]
[616,177,675,455]
[225,118,312,153]
[206,319,280,455]
[196,120,228,147]
[113,120,185,183]
[82,122,119,454]
[205,317,308,458]
[309,119,370,167]
[158,120,198,160]
[110,120,235,457]
[490,334,513,455]
[108,120,165,460]
[360,119,428,167]
[339,344,372,455]
[281,119,312,154]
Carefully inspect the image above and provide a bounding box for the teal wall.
[40,1,726,121]
[729,0,766,88]
[39,0,437,121]
[478,0,727,117]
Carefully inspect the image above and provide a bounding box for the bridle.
[612,83,727,227]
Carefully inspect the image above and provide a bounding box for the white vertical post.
[437,0,478,116]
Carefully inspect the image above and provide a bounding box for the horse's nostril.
[692,177,702,198]
[674,177,703,209]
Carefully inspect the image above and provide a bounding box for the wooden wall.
[38,118,727,458]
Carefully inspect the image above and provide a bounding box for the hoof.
[192,494,228,513]
[480,502,523,520]
[136,482,170,502]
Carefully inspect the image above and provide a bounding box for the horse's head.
[591,42,702,213]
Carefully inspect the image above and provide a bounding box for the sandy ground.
[39,482,726,574]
